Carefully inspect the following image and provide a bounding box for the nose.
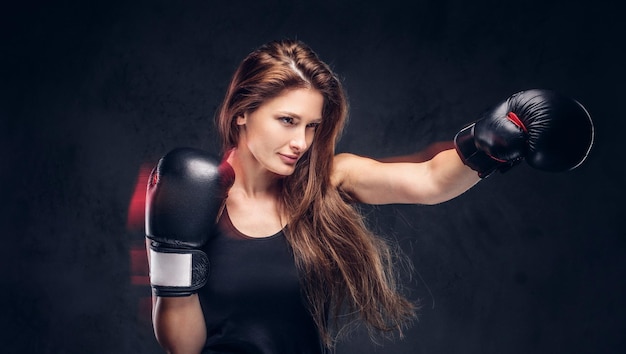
[289,128,308,153]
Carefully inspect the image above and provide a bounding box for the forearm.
[422,148,481,204]
[381,142,482,204]
[153,295,206,354]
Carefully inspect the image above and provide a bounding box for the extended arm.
[333,89,594,205]
[333,148,479,205]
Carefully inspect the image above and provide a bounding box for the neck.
[227,147,281,198]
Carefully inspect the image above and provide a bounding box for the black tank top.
[198,209,324,354]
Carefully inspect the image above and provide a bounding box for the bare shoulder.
[331,153,379,189]
[331,153,351,189]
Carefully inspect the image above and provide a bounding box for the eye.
[306,122,321,130]
[279,116,295,125]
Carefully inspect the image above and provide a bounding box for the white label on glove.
[149,250,192,287]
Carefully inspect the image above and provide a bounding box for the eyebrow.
[278,111,322,123]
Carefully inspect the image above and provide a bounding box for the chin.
[274,169,296,177]
[270,165,297,177]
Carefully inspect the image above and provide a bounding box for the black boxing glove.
[454,89,594,178]
[145,148,234,297]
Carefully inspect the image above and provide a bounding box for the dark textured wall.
[1,1,624,353]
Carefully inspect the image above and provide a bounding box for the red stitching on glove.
[507,112,528,133]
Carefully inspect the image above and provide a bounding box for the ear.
[236,114,246,126]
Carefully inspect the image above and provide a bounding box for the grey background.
[1,0,624,353]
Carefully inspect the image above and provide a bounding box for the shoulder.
[331,153,380,189]
[330,153,351,188]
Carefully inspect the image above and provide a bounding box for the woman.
[145,39,593,353]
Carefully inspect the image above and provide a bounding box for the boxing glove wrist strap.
[149,245,210,297]
[454,124,499,178]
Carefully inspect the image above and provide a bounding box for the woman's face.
[237,87,324,176]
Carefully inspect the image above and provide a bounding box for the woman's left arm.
[332,146,481,205]
[332,89,595,205]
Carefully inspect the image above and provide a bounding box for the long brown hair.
[216,39,416,347]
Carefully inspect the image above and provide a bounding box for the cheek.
[248,126,280,156]
[305,130,316,147]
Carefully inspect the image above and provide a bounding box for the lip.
[278,153,299,165]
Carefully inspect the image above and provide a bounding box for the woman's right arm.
[152,294,207,354]
[144,148,234,353]
[147,238,206,353]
